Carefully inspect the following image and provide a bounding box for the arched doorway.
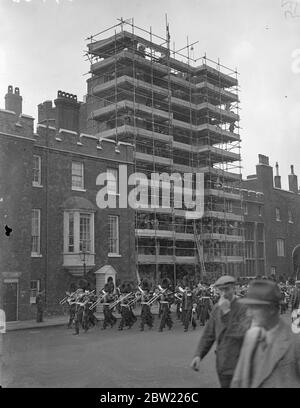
[292,245,300,280]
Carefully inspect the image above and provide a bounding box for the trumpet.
[89,290,106,310]
[60,288,81,305]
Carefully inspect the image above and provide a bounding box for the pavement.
[6,304,160,332]
[3,316,218,388]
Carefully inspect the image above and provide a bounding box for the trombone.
[109,292,132,310]
[89,290,105,310]
[146,286,167,306]
[126,291,141,307]
[59,288,81,305]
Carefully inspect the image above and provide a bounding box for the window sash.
[225,200,232,212]
[68,212,74,252]
[72,162,84,189]
[275,208,281,221]
[80,213,91,252]
[107,168,118,195]
[31,209,40,254]
[108,215,119,254]
[33,155,41,185]
[277,239,285,257]
[30,280,40,297]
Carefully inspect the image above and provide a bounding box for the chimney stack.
[5,85,22,117]
[274,162,281,189]
[256,154,273,190]
[54,90,80,133]
[258,154,269,166]
[288,165,298,193]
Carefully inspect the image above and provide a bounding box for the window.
[80,213,91,252]
[245,223,254,240]
[245,242,254,258]
[288,209,294,223]
[276,239,285,257]
[258,205,262,216]
[108,215,119,255]
[68,212,74,252]
[275,207,281,221]
[31,209,41,255]
[270,266,276,276]
[225,200,233,213]
[107,168,118,195]
[243,202,248,215]
[64,211,94,254]
[32,155,42,186]
[72,162,84,190]
[30,280,40,304]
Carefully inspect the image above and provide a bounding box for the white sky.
[0,0,300,188]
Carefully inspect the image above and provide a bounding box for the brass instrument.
[146,287,167,306]
[126,291,141,307]
[89,289,106,310]
[75,290,95,307]
[60,288,81,305]
[174,292,183,301]
[109,292,132,310]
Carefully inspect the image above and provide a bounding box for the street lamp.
[80,243,87,277]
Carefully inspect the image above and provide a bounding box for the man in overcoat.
[191,275,251,388]
[231,279,300,388]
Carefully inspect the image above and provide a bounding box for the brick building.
[242,188,265,278]
[0,86,135,321]
[242,154,300,281]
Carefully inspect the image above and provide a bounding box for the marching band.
[59,277,299,336]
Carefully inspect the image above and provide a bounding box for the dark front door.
[3,282,18,321]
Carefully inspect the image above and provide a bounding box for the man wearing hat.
[191,275,251,388]
[231,279,300,388]
[291,280,300,312]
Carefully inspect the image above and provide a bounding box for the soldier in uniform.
[82,290,98,332]
[158,278,174,332]
[67,289,78,328]
[118,283,137,330]
[175,280,183,320]
[197,289,213,326]
[101,284,117,329]
[36,290,45,323]
[139,279,154,331]
[73,288,85,335]
[182,285,197,332]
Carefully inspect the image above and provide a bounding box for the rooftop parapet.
[0,108,34,138]
[35,125,133,163]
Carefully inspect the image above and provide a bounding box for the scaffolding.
[84,18,244,285]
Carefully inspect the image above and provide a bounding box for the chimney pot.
[5,84,22,116]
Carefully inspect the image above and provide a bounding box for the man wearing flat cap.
[231,279,300,388]
[191,275,251,388]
